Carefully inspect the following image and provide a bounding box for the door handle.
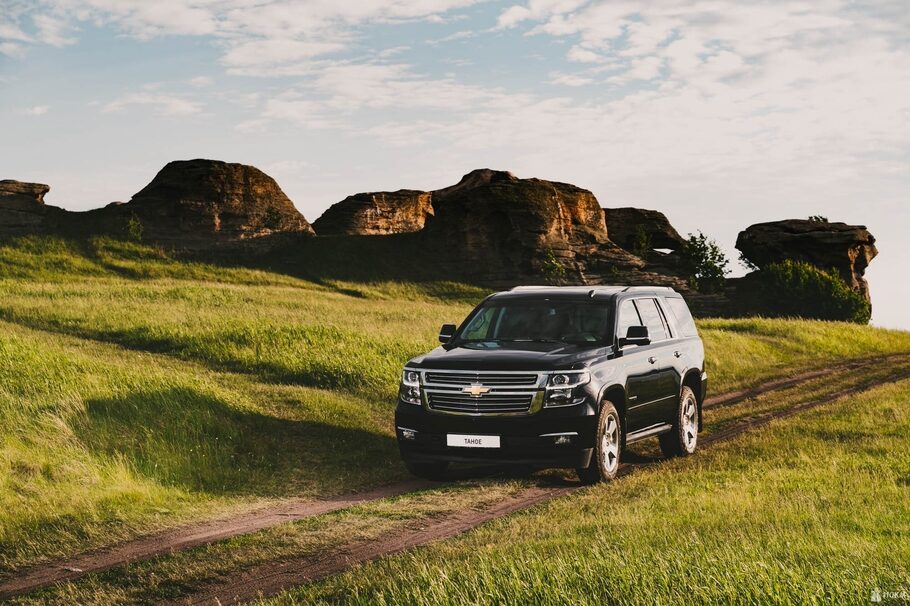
[674,351,681,358]
[648,356,657,364]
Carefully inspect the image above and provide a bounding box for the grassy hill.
[1,235,909,575]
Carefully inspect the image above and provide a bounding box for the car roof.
[488,285,679,301]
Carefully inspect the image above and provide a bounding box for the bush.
[127,213,144,242]
[631,225,652,260]
[681,231,729,293]
[541,248,567,284]
[737,260,871,324]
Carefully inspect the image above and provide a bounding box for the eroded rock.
[313,190,433,235]
[603,207,685,252]
[122,159,314,245]
[0,180,51,235]
[736,219,877,300]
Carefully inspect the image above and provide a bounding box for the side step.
[626,423,673,443]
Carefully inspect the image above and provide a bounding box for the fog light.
[541,432,577,445]
[398,427,417,440]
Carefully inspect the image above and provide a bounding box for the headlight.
[399,369,422,405]
[545,370,590,407]
[546,371,590,389]
[402,370,420,387]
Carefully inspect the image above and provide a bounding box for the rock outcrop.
[423,169,688,289]
[121,159,313,245]
[0,180,52,235]
[736,219,877,300]
[1,160,314,248]
[313,190,432,235]
[603,207,685,252]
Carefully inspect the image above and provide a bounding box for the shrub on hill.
[736,259,871,324]
[681,231,729,293]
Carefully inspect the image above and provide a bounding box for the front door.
[619,298,677,432]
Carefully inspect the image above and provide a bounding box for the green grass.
[0,234,908,582]
[13,348,910,605]
[267,378,910,606]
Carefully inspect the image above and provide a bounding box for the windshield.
[455,298,611,344]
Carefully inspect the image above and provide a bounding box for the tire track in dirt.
[0,480,438,600]
[158,365,910,606]
[3,354,908,601]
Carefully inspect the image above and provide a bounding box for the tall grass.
[0,235,907,574]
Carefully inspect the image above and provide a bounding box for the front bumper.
[395,399,597,468]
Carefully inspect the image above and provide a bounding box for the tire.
[659,386,699,458]
[576,400,622,484]
[403,459,449,480]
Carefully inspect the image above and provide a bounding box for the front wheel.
[577,400,622,484]
[659,386,699,457]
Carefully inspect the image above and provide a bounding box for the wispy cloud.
[23,105,49,115]
[103,92,203,116]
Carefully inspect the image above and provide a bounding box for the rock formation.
[121,159,313,245]
[0,160,314,247]
[736,219,877,300]
[313,190,432,235]
[0,180,53,235]
[603,207,685,252]
[422,169,688,289]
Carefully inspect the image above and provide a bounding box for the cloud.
[566,45,601,63]
[0,41,25,57]
[103,92,203,116]
[549,73,593,87]
[23,105,49,115]
[9,0,484,70]
[187,75,213,87]
[32,13,76,46]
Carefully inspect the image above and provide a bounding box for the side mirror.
[438,323,457,343]
[619,325,650,347]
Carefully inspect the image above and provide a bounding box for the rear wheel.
[577,400,622,484]
[659,386,699,457]
[403,460,449,480]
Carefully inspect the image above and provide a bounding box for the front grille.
[424,372,539,387]
[421,369,543,416]
[427,392,533,414]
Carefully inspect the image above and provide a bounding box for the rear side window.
[635,298,669,341]
[665,297,698,337]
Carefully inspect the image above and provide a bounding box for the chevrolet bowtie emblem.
[462,384,491,397]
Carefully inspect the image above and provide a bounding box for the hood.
[407,341,612,371]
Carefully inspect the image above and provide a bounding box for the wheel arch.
[598,383,627,426]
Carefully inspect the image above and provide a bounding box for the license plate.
[446,434,500,448]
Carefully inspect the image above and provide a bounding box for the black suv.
[395,286,707,483]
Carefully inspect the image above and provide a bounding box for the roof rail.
[508,285,550,291]
[620,285,675,293]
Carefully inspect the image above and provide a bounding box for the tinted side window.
[616,300,642,339]
[665,297,698,337]
[635,298,669,341]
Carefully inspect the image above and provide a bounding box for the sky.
[1,0,909,329]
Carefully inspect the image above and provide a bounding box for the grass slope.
[271,379,910,606]
[0,235,908,576]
